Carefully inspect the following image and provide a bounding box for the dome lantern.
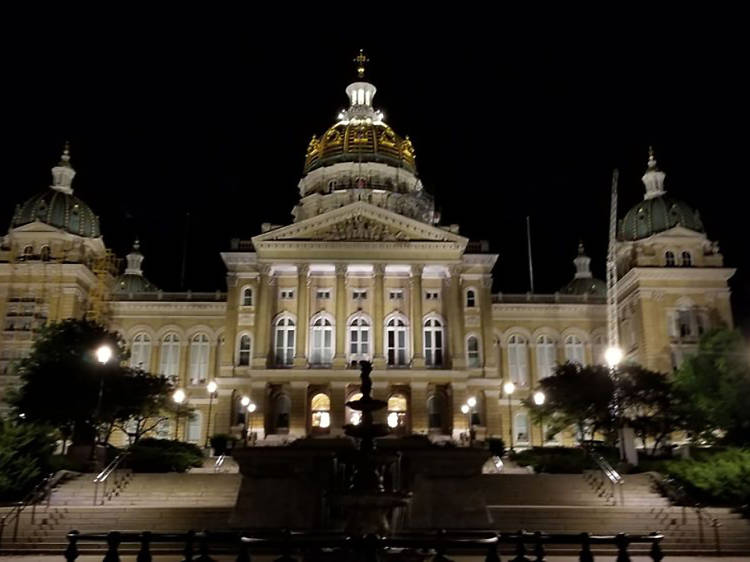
[125,240,145,276]
[573,242,592,279]
[50,141,76,195]
[641,146,666,200]
[114,239,159,294]
[560,242,606,296]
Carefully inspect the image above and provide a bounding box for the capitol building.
[0,60,735,448]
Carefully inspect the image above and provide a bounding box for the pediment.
[253,202,468,246]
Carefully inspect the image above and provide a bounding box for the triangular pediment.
[253,202,468,246]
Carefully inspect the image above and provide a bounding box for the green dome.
[561,277,607,296]
[619,194,704,241]
[11,189,101,238]
[114,273,159,294]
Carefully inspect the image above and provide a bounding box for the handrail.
[92,452,131,506]
[64,529,665,561]
[0,472,56,546]
[583,446,625,505]
[213,454,226,472]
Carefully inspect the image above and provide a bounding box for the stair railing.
[213,453,226,472]
[586,449,625,505]
[92,452,131,506]
[0,471,58,546]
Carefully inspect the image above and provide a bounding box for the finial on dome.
[578,240,585,255]
[573,241,592,279]
[50,141,76,195]
[641,145,666,200]
[125,239,144,276]
[354,49,369,79]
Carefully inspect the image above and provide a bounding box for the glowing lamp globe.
[240,396,250,407]
[247,402,257,413]
[467,396,477,408]
[387,412,399,428]
[605,346,624,369]
[533,390,546,406]
[207,381,218,394]
[96,345,113,365]
[460,404,470,414]
[173,389,186,404]
[503,381,516,395]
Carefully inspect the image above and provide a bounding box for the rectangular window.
[316,289,331,299]
[389,289,404,300]
[425,290,440,300]
[280,289,295,299]
[352,289,367,300]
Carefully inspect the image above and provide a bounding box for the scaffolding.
[606,169,620,350]
[85,250,119,325]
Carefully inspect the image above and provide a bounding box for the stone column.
[372,264,386,369]
[451,382,468,440]
[484,389,502,438]
[289,381,308,438]
[409,381,429,434]
[446,266,465,369]
[178,341,190,386]
[294,264,309,368]
[329,381,348,436]
[333,264,348,368]
[410,265,425,368]
[252,267,273,368]
[480,275,497,375]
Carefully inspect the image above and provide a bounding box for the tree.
[0,419,57,500]
[672,328,750,445]
[524,362,615,443]
[9,318,175,447]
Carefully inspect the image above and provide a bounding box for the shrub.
[510,446,617,474]
[127,438,204,473]
[209,434,236,456]
[487,438,505,458]
[0,420,57,501]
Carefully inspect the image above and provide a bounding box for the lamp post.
[605,346,636,464]
[533,390,546,446]
[205,381,218,448]
[240,395,250,444]
[91,344,113,462]
[460,404,470,445]
[247,402,257,445]
[173,389,186,440]
[503,381,516,453]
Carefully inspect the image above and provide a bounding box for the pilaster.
[252,267,274,368]
[333,264,348,368]
[409,381,429,434]
[446,266,465,369]
[372,264,386,369]
[289,381,309,438]
[483,389,502,438]
[410,265,425,368]
[329,381,348,436]
[294,265,310,367]
[451,382,468,439]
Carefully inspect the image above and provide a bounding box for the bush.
[127,438,204,473]
[510,446,620,474]
[659,448,750,507]
[209,434,236,456]
[0,420,57,501]
[487,437,505,458]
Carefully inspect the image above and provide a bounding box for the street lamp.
[247,402,257,446]
[533,390,546,446]
[240,395,251,444]
[92,344,113,462]
[503,381,516,453]
[205,381,218,448]
[173,389,186,440]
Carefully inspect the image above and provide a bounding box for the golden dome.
[304,121,416,174]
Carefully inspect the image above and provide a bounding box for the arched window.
[187,411,202,444]
[466,289,476,308]
[348,315,370,362]
[386,316,409,366]
[347,392,363,425]
[274,316,296,366]
[592,335,607,365]
[514,412,530,444]
[22,245,33,260]
[238,334,251,366]
[271,393,291,433]
[665,251,675,266]
[242,287,253,306]
[310,316,334,366]
[466,336,480,368]
[427,392,448,430]
[155,418,171,440]
[40,246,50,261]
[387,394,408,429]
[131,333,152,369]
[188,334,210,385]
[564,335,585,364]
[508,335,529,386]
[681,251,692,267]
[423,317,444,367]
[310,393,331,429]
[535,335,556,379]
[159,333,180,378]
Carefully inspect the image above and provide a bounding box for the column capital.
[409,381,429,390]
[410,264,424,277]
[335,263,348,276]
[481,275,493,289]
[296,264,310,277]
[373,264,386,276]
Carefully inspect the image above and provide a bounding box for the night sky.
[3,15,748,331]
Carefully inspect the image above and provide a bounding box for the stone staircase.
[481,472,750,555]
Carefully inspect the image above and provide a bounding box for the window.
[271,393,291,432]
[681,251,692,267]
[386,316,409,366]
[665,251,675,266]
[159,333,180,377]
[316,289,331,299]
[425,290,440,300]
[40,246,50,261]
[592,335,607,365]
[238,334,251,366]
[536,335,556,379]
[310,393,331,429]
[677,309,694,338]
[22,246,33,260]
[514,413,530,444]
[348,315,370,361]
[242,287,253,306]
[187,411,202,444]
[564,335,585,364]
[466,289,476,308]
[188,334,210,385]
[423,317,444,367]
[467,336,480,368]
[280,289,295,299]
[427,393,446,429]
[274,316,296,366]
[310,316,334,366]
[389,289,404,300]
[155,418,171,440]
[387,394,408,429]
[347,392,363,425]
[131,333,152,369]
[508,335,529,386]
[352,289,367,300]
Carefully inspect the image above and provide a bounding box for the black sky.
[2,13,749,331]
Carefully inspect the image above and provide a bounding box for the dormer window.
[242,287,253,306]
[466,289,476,308]
[665,251,675,267]
[681,251,692,267]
